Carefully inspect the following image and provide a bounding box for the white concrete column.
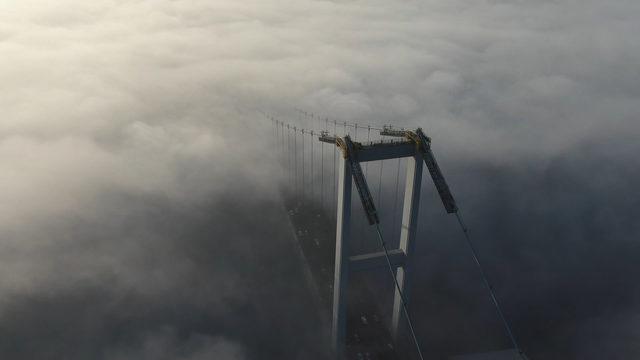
[391,150,424,342]
[331,155,352,357]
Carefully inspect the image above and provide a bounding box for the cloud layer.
[1,0,639,359]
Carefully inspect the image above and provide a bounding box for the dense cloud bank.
[1,0,639,359]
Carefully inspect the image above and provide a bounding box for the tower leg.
[391,151,423,343]
[331,155,352,358]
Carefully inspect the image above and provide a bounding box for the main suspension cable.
[454,211,527,360]
[374,224,425,360]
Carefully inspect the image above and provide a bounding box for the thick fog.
[1,0,639,359]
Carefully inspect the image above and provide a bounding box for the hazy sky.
[1,1,639,359]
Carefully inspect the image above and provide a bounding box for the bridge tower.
[321,128,458,358]
[268,112,526,360]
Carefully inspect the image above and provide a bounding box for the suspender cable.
[322,118,328,211]
[353,123,364,251]
[288,125,292,193]
[295,126,298,200]
[298,110,304,201]
[333,120,338,221]
[454,211,527,360]
[377,160,384,208]
[321,136,325,210]
[392,158,401,239]
[364,126,371,174]
[360,126,372,251]
[302,129,305,201]
[303,113,311,200]
[294,127,298,203]
[374,224,425,360]
[291,124,294,194]
[311,130,315,202]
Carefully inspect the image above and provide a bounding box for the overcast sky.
[1,1,639,359]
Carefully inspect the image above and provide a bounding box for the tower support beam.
[349,249,406,272]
